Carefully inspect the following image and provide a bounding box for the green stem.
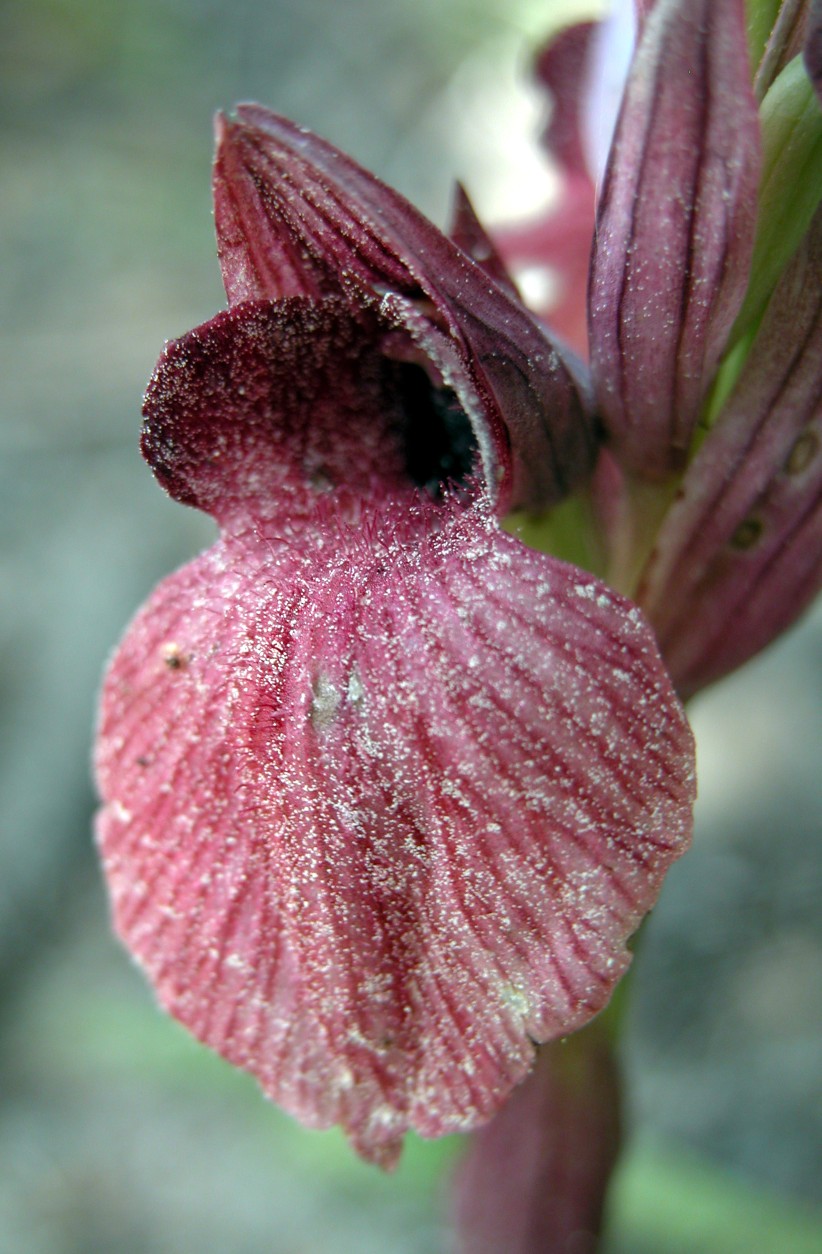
[604,473,680,598]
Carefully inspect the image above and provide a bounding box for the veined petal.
[638,205,822,698]
[589,0,761,479]
[449,184,521,301]
[213,107,596,512]
[451,1025,621,1254]
[96,501,693,1166]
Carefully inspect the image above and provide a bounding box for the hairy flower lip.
[96,87,701,1169]
[141,297,497,525]
[96,498,695,1165]
[213,106,598,514]
[105,260,696,1171]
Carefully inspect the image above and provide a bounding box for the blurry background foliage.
[0,1,820,1250]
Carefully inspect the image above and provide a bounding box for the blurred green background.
[1,0,821,1250]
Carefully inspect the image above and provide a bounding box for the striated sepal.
[451,1024,621,1254]
[732,54,822,348]
[589,0,761,479]
[637,205,822,698]
[449,184,521,301]
[213,107,596,513]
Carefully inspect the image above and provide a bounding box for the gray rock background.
[1,1,820,1250]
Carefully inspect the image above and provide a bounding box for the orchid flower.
[94,102,696,1166]
[93,4,821,1247]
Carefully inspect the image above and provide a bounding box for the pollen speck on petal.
[95,493,694,1164]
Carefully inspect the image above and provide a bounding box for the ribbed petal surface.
[589,0,760,478]
[96,507,693,1166]
[638,205,822,697]
[449,184,521,301]
[96,298,695,1167]
[213,107,595,512]
[451,1025,621,1254]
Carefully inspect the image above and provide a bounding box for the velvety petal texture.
[140,297,472,526]
[96,295,695,1165]
[213,108,596,513]
[589,0,761,478]
[638,205,822,697]
[451,1026,621,1254]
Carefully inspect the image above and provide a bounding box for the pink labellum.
[96,297,695,1165]
[451,1025,621,1254]
[213,107,596,513]
[589,0,761,479]
[638,206,822,698]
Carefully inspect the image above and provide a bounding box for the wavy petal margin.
[451,1025,621,1254]
[97,299,695,1166]
[96,517,693,1166]
[213,107,596,513]
[589,0,760,479]
[493,22,597,357]
[638,205,822,697]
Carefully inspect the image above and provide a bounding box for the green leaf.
[732,55,822,346]
[746,0,783,70]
